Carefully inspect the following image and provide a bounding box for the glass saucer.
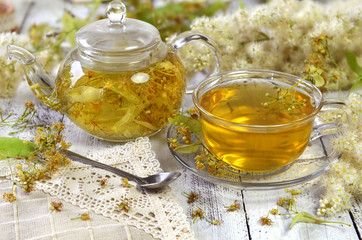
[167,124,340,190]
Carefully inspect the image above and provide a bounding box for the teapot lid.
[75,1,162,58]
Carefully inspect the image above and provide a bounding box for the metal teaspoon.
[60,149,181,190]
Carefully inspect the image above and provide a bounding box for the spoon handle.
[60,149,147,184]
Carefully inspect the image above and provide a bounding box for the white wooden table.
[1,0,361,239]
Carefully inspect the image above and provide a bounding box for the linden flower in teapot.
[8,1,221,141]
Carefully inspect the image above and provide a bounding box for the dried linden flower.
[116,199,130,213]
[191,207,205,223]
[224,200,241,212]
[100,179,107,188]
[206,219,222,225]
[259,216,274,226]
[71,212,90,221]
[184,191,200,204]
[3,192,17,203]
[121,178,134,188]
[50,201,63,213]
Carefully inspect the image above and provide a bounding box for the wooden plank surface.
[1,1,361,239]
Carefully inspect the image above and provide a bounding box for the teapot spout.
[7,45,59,110]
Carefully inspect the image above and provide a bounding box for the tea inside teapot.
[57,52,185,140]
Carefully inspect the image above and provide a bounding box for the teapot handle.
[171,31,222,94]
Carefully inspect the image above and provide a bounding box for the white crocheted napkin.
[1,137,194,240]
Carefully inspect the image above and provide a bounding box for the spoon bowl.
[140,172,181,189]
[60,149,181,190]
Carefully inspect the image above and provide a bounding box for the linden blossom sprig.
[259,189,351,230]
[262,68,322,110]
[263,85,308,110]
[2,123,71,202]
[0,100,42,134]
[184,191,243,226]
[167,109,227,177]
[183,191,222,225]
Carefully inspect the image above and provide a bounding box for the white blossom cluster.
[0,32,31,97]
[317,92,362,215]
[178,0,362,89]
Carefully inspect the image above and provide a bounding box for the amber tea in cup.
[193,70,324,173]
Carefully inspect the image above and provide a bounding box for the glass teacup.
[193,69,344,174]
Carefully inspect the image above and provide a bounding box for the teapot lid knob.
[106,1,126,24]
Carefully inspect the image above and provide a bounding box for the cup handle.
[310,99,348,141]
[171,31,222,94]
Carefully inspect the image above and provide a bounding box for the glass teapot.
[8,1,221,141]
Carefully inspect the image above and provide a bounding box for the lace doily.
[1,137,193,240]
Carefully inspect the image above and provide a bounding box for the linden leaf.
[316,69,324,75]
[203,0,230,16]
[0,137,37,160]
[168,115,202,135]
[309,65,318,74]
[350,76,362,91]
[174,142,202,154]
[346,52,362,91]
[289,211,350,230]
[62,12,90,47]
[311,73,325,87]
[346,52,362,75]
